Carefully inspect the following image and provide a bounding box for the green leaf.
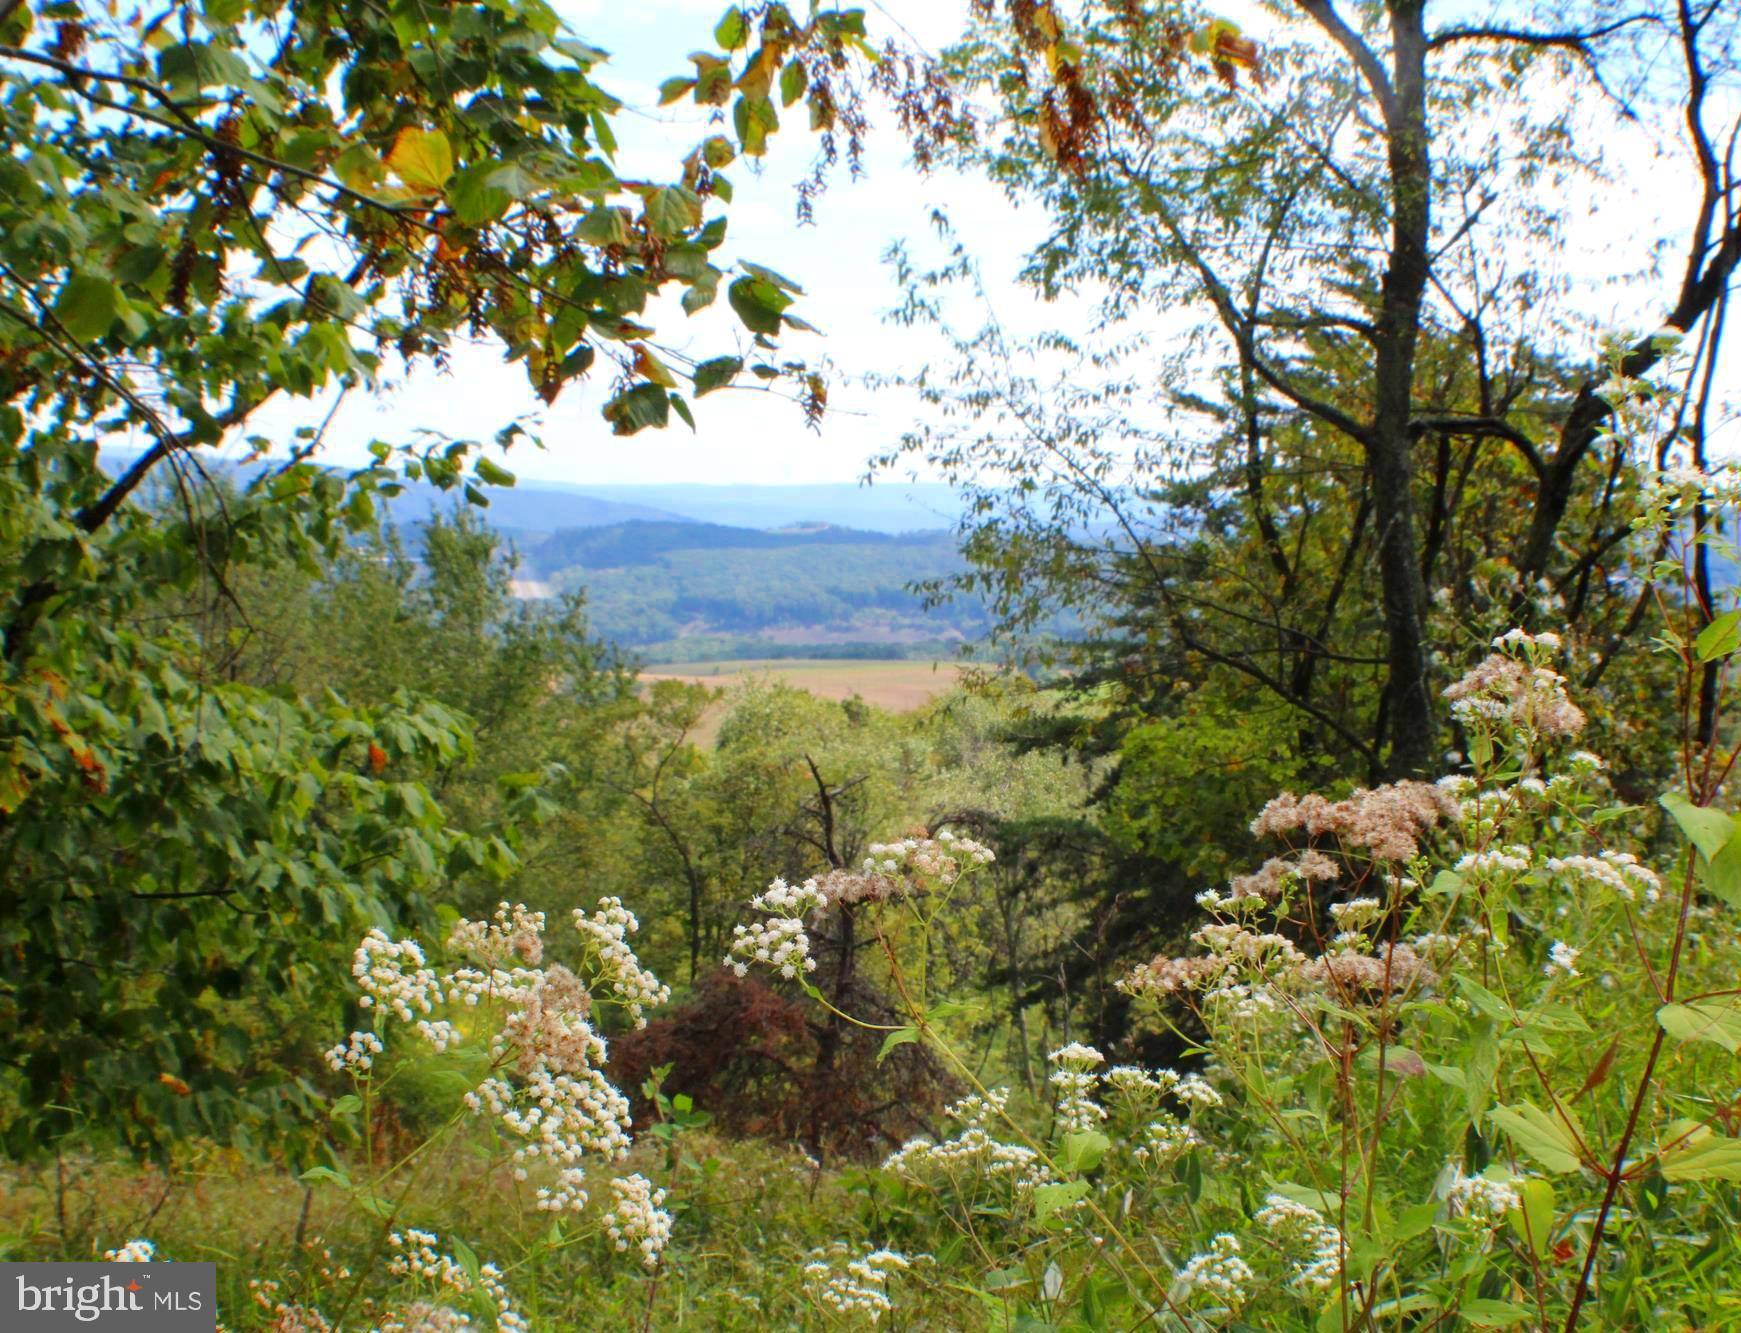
[450,162,511,225]
[1490,1102,1582,1175]
[1031,1179,1089,1221]
[741,261,804,294]
[1060,1129,1110,1173]
[56,274,121,341]
[473,457,515,488]
[577,205,630,248]
[692,356,742,395]
[728,275,792,335]
[714,6,749,49]
[1658,998,1741,1053]
[602,383,670,435]
[669,392,696,431]
[1696,609,1741,662]
[644,186,703,240]
[877,1026,919,1064]
[780,57,809,106]
[1701,832,1741,909]
[1658,1120,1741,1182]
[658,76,698,105]
[387,127,454,193]
[713,6,748,47]
[1460,1299,1535,1328]
[1507,1177,1555,1260]
[1660,791,1733,861]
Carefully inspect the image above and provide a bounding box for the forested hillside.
[4,1,1741,1331]
[519,520,983,659]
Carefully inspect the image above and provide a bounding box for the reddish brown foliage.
[609,968,955,1160]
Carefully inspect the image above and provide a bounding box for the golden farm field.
[639,658,968,711]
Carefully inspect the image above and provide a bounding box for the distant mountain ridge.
[98,448,961,535]
[96,448,979,659]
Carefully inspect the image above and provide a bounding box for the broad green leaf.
[577,205,630,248]
[1701,833,1741,908]
[1506,1177,1555,1259]
[472,457,515,488]
[55,274,121,341]
[1660,791,1733,861]
[876,1026,919,1064]
[728,275,792,335]
[602,383,670,435]
[780,57,809,106]
[1696,608,1741,662]
[1031,1179,1089,1220]
[1060,1129,1110,1173]
[387,127,454,192]
[692,355,742,395]
[449,162,511,225]
[1659,1121,1741,1182]
[1658,998,1741,1053]
[741,261,804,294]
[1490,1102,1582,1175]
[714,6,749,49]
[658,76,697,105]
[1460,1299,1535,1328]
[644,185,703,239]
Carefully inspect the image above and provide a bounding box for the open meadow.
[639,659,970,710]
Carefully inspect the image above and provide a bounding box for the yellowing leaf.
[387,127,454,194]
[631,344,677,388]
[1490,1102,1583,1175]
[1658,998,1741,1053]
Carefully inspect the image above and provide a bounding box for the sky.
[244,0,1738,488]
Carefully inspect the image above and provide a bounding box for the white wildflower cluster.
[1444,1167,1523,1223]
[385,1229,527,1333]
[249,1277,334,1332]
[323,1030,384,1074]
[1638,461,1741,518]
[862,829,995,885]
[1174,1072,1223,1110]
[803,1246,915,1324]
[604,1173,674,1269]
[1547,852,1661,903]
[729,835,998,980]
[1545,941,1581,977]
[1048,1043,1107,1133]
[353,930,440,1022]
[376,1304,473,1332]
[884,1089,1053,1191]
[447,901,544,967]
[1453,846,1532,877]
[573,898,671,1027]
[1444,633,1586,744]
[1175,1233,1253,1306]
[1327,897,1384,930]
[331,903,663,1222]
[727,911,818,980]
[104,1239,155,1263]
[1255,1194,1346,1292]
[1132,1114,1200,1164]
[414,1020,459,1054]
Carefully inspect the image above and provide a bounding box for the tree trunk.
[1368,0,1435,777]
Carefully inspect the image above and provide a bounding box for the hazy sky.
[246,0,1735,487]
